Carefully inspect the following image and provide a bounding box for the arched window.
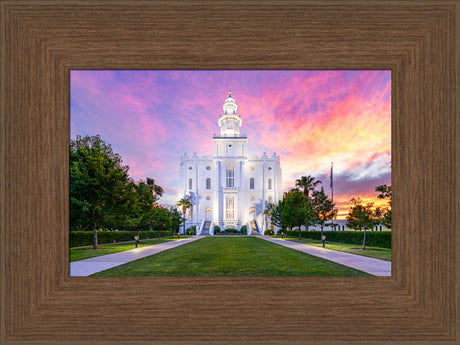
[249,178,254,189]
[268,178,272,189]
[268,196,273,204]
[249,207,255,220]
[226,164,234,187]
[225,195,235,219]
[188,178,192,190]
[206,178,211,189]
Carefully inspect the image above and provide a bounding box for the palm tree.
[295,175,322,199]
[295,175,321,231]
[263,203,276,230]
[146,177,164,198]
[176,197,192,235]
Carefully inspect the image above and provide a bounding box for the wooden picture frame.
[1,1,458,344]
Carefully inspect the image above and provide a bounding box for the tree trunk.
[363,228,366,250]
[136,226,140,248]
[93,223,98,249]
[182,211,186,235]
[321,225,325,248]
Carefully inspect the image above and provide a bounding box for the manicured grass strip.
[279,237,392,261]
[92,237,371,277]
[70,237,188,262]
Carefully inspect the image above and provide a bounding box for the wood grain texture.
[0,1,458,344]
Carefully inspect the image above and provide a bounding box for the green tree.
[375,184,392,200]
[295,175,321,230]
[346,198,377,250]
[375,184,392,229]
[168,207,183,236]
[70,135,131,249]
[268,202,285,231]
[150,207,172,230]
[382,211,392,229]
[295,175,322,199]
[176,197,192,234]
[263,202,278,230]
[311,187,336,247]
[281,190,313,240]
[128,178,164,247]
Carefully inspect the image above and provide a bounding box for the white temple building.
[178,91,282,235]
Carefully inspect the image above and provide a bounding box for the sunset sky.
[70,70,391,219]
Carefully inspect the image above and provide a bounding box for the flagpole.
[330,162,334,231]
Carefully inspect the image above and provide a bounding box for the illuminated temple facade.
[178,91,282,235]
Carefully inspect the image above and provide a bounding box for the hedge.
[285,230,391,248]
[264,229,275,236]
[70,230,173,247]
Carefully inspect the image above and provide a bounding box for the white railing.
[198,220,205,236]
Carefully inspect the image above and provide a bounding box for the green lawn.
[70,237,189,262]
[92,237,371,277]
[279,237,391,261]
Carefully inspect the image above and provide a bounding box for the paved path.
[70,236,203,277]
[259,236,391,276]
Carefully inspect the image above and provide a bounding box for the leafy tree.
[311,187,336,247]
[281,190,313,239]
[375,184,392,229]
[263,199,286,232]
[382,211,392,229]
[263,202,279,230]
[128,178,164,247]
[70,135,131,249]
[372,206,384,230]
[168,207,183,236]
[375,184,392,200]
[295,175,322,199]
[176,197,192,234]
[295,175,321,230]
[346,198,378,250]
[149,207,172,230]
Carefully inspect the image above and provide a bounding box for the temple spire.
[219,89,241,136]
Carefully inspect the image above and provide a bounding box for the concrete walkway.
[259,236,391,276]
[70,236,203,277]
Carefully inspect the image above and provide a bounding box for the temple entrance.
[205,207,212,221]
[249,207,255,221]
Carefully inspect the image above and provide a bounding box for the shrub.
[214,225,221,233]
[285,230,391,248]
[240,225,247,233]
[264,229,275,236]
[70,230,173,247]
[277,229,287,236]
[186,226,197,235]
[224,228,239,234]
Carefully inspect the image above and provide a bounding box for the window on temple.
[206,178,211,189]
[250,178,254,189]
[268,178,272,189]
[226,164,234,187]
[188,178,192,189]
[225,195,235,219]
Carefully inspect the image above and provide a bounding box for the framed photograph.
[1,1,458,344]
[69,69,392,278]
